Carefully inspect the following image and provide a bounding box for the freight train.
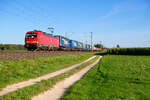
[25,30,91,51]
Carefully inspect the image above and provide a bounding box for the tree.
[0,44,3,50]
[0,44,5,50]
[94,44,104,48]
[5,44,12,50]
[116,44,120,48]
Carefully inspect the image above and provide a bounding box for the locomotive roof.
[27,30,55,37]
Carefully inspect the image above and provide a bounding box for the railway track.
[0,50,88,60]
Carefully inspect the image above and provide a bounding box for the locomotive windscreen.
[26,33,37,38]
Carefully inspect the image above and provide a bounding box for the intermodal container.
[78,42,83,49]
[55,35,71,48]
[71,40,79,48]
[87,44,91,50]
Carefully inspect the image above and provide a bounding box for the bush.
[107,48,150,55]
[0,44,26,50]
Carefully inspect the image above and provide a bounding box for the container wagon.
[54,35,71,50]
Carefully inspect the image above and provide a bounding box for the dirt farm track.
[0,51,87,60]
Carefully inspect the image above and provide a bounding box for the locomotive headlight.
[32,41,39,43]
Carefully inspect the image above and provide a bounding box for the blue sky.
[0,0,150,47]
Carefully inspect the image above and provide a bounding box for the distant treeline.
[0,44,26,50]
[107,48,150,55]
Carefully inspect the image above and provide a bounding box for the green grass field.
[0,53,93,90]
[0,56,99,100]
[62,55,150,100]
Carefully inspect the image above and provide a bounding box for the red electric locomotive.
[25,30,59,51]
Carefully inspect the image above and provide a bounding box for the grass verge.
[0,56,99,100]
[62,55,150,100]
[0,53,93,90]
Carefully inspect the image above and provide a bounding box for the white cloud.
[99,0,147,20]
[100,4,121,20]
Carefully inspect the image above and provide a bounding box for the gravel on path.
[0,56,96,97]
[32,56,102,100]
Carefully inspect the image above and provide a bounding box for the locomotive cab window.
[26,33,37,38]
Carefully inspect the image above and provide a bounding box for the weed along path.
[32,56,102,100]
[0,56,96,97]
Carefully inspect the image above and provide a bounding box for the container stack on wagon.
[25,30,91,51]
[54,35,71,50]
[71,40,79,50]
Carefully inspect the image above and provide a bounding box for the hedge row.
[107,48,150,55]
[0,44,26,50]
